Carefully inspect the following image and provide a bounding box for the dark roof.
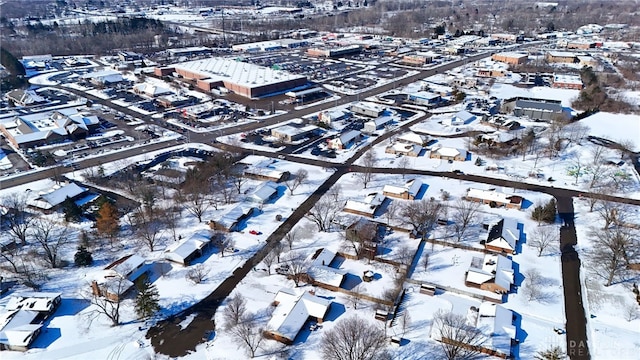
[514,99,563,112]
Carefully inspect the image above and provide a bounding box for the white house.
[382,179,423,200]
[164,230,213,266]
[363,115,394,134]
[466,188,523,209]
[343,192,386,218]
[485,218,520,254]
[318,109,349,126]
[474,303,517,357]
[328,130,361,150]
[264,288,332,345]
[246,182,279,204]
[0,310,42,351]
[465,254,514,294]
[29,182,88,211]
[443,110,476,126]
[429,146,468,161]
[306,248,347,288]
[397,132,429,146]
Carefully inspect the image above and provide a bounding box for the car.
[452,170,464,175]
[249,230,261,235]
[277,155,285,159]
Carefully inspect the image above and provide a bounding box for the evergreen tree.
[135,279,160,319]
[74,246,93,266]
[62,196,83,222]
[535,346,565,360]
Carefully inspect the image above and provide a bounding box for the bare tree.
[624,303,639,322]
[397,156,411,179]
[451,199,480,242]
[432,309,485,360]
[213,174,236,204]
[421,251,430,272]
[567,154,586,186]
[529,226,556,256]
[564,122,590,145]
[306,197,341,232]
[262,251,277,275]
[31,218,71,268]
[183,190,210,223]
[398,310,411,337]
[344,220,378,260]
[212,232,234,257]
[384,200,399,227]
[348,283,364,310]
[186,264,209,284]
[1,193,36,245]
[284,251,309,287]
[400,198,444,240]
[586,146,609,189]
[223,293,248,329]
[84,277,127,327]
[522,268,544,301]
[284,227,300,250]
[358,150,377,189]
[396,245,414,267]
[327,184,342,203]
[589,226,637,286]
[285,169,309,195]
[128,207,164,251]
[320,316,389,360]
[162,205,181,242]
[231,173,247,195]
[597,201,624,229]
[229,313,263,358]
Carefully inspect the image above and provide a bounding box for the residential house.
[6,89,47,107]
[350,102,385,118]
[363,115,394,134]
[91,254,148,302]
[243,160,290,182]
[132,83,173,97]
[443,110,476,126]
[484,218,520,254]
[327,130,361,150]
[246,182,279,204]
[29,182,88,212]
[164,230,213,266]
[397,132,429,146]
[264,288,332,345]
[382,179,423,200]
[306,248,347,288]
[465,254,514,294]
[385,142,422,157]
[466,188,523,210]
[345,218,381,259]
[429,146,468,161]
[318,109,349,126]
[471,303,517,358]
[209,205,257,232]
[0,292,62,351]
[344,192,386,218]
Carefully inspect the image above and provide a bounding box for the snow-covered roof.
[215,205,255,229]
[165,230,212,263]
[466,254,514,291]
[266,289,331,342]
[351,101,385,113]
[493,51,528,59]
[383,179,422,197]
[38,183,87,208]
[307,266,346,287]
[337,130,361,145]
[433,146,466,158]
[365,115,394,127]
[453,110,476,123]
[0,310,42,348]
[486,218,520,251]
[133,83,173,97]
[553,74,582,85]
[387,143,422,154]
[247,182,278,203]
[410,91,440,100]
[272,124,317,137]
[6,89,46,105]
[5,292,61,313]
[477,303,516,355]
[81,69,123,83]
[344,193,385,216]
[110,255,146,281]
[172,57,305,89]
[397,132,427,145]
[467,188,519,205]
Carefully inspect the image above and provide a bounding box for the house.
[466,188,523,210]
[81,69,124,86]
[443,110,476,126]
[132,83,173,97]
[29,182,88,212]
[429,146,467,161]
[306,248,347,288]
[318,109,349,126]
[343,193,386,218]
[328,130,361,150]
[472,303,517,358]
[246,182,279,204]
[465,254,514,294]
[385,143,422,157]
[0,310,42,351]
[243,162,290,182]
[91,255,148,302]
[264,288,332,345]
[350,102,385,118]
[6,89,47,107]
[271,124,318,144]
[164,230,213,266]
[397,132,429,146]
[382,179,422,200]
[345,218,381,259]
[209,206,257,232]
[0,292,62,351]
[484,218,520,254]
[363,115,394,134]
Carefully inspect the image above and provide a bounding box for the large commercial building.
[155,58,307,99]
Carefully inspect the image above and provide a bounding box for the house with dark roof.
[484,218,520,254]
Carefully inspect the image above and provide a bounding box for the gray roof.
[514,99,562,112]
